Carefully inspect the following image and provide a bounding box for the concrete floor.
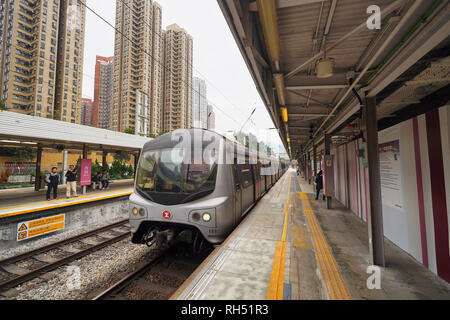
[174,169,450,300]
[299,177,450,300]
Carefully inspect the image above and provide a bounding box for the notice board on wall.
[379,140,404,211]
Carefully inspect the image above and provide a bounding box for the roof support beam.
[250,0,325,11]
[285,0,408,79]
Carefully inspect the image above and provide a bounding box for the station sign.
[17,214,65,241]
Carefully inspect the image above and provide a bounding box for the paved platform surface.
[172,169,450,300]
[0,180,133,219]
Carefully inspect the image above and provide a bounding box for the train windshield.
[136,148,218,205]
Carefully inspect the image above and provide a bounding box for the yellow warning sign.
[18,231,27,240]
[17,214,65,241]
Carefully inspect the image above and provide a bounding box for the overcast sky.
[82,0,285,153]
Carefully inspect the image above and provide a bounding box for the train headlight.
[132,207,138,215]
[202,212,211,222]
[139,208,145,216]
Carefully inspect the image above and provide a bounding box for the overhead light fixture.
[287,137,290,143]
[273,73,286,106]
[316,43,334,78]
[316,57,334,78]
[280,106,288,123]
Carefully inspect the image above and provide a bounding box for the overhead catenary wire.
[80,0,245,130]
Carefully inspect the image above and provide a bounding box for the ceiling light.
[316,57,334,78]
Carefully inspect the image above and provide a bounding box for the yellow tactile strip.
[0,188,133,219]
[298,191,352,300]
[267,174,291,300]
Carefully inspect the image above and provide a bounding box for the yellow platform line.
[0,188,133,219]
[267,174,291,300]
[299,192,352,300]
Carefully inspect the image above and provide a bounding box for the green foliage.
[113,153,131,163]
[0,99,6,110]
[91,159,103,176]
[147,133,157,138]
[109,160,134,180]
[9,147,36,161]
[124,127,135,134]
[53,110,61,120]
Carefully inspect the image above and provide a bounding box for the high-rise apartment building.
[193,77,207,129]
[81,97,93,126]
[112,0,163,134]
[93,55,113,129]
[163,24,193,132]
[0,0,85,122]
[149,1,164,135]
[207,104,215,130]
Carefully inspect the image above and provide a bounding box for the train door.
[238,162,254,216]
[252,163,260,201]
[232,164,242,225]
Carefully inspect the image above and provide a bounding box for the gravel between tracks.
[2,236,158,300]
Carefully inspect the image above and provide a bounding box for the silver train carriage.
[129,129,288,249]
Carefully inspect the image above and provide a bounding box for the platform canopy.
[218,0,450,159]
[0,111,151,153]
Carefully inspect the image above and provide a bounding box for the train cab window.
[238,163,253,188]
[136,148,218,205]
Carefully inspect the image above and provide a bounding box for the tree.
[0,99,6,111]
[113,153,131,163]
[147,133,156,138]
[10,147,36,161]
[124,127,135,134]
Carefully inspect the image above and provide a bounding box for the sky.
[82,0,286,154]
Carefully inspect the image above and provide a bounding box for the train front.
[129,129,233,250]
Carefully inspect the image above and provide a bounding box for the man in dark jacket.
[65,164,78,198]
[45,167,60,200]
[315,170,325,200]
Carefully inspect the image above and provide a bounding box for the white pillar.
[62,150,68,185]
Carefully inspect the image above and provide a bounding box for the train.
[129,128,289,250]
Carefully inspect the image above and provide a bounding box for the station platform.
[171,169,450,300]
[0,180,133,220]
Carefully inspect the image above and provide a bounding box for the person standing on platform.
[65,164,78,198]
[315,170,325,200]
[45,167,60,201]
[101,169,110,190]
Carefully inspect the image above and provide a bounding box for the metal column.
[313,144,317,177]
[34,144,42,191]
[364,96,385,267]
[134,151,140,175]
[102,150,107,170]
[324,133,332,209]
[82,144,88,195]
[307,152,311,184]
[62,150,68,185]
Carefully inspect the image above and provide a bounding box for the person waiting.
[65,164,78,198]
[92,172,102,190]
[45,167,60,201]
[101,169,110,190]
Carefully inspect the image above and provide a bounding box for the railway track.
[93,242,212,300]
[0,219,130,292]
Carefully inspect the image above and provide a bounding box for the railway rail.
[93,242,211,300]
[0,219,130,292]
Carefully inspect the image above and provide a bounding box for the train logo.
[162,211,172,220]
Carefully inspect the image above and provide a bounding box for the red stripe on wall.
[413,117,429,268]
[425,109,450,282]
